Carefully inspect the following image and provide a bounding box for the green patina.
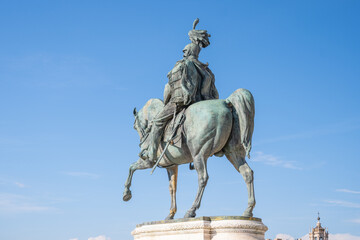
[123,18,257,221]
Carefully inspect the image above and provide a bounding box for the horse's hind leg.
[123,158,153,201]
[184,154,209,218]
[226,151,256,217]
[165,165,178,220]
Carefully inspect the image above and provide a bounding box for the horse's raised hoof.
[123,189,132,202]
[184,210,196,218]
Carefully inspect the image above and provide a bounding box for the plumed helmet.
[188,18,211,48]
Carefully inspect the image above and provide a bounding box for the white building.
[309,214,329,240]
[266,214,329,240]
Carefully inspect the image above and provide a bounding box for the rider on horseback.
[140,19,219,162]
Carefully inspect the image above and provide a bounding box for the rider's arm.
[164,83,171,104]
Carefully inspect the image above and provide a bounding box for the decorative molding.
[132,217,268,240]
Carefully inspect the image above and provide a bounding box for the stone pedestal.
[132,216,268,240]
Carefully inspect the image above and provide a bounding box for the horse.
[123,88,256,220]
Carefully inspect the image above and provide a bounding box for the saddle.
[162,108,185,148]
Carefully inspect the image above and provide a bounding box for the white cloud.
[275,233,295,240]
[252,151,302,170]
[0,178,26,188]
[349,218,360,224]
[14,182,25,188]
[329,233,360,240]
[63,172,99,179]
[275,233,360,240]
[301,234,310,240]
[0,54,116,89]
[256,119,360,145]
[325,200,360,208]
[69,238,79,240]
[336,189,360,194]
[88,235,111,240]
[0,193,51,213]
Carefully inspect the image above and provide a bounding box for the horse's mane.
[140,98,164,122]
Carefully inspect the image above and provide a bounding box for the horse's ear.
[133,107,137,117]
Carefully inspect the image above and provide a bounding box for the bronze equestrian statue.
[123,19,256,220]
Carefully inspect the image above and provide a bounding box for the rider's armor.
[168,63,185,104]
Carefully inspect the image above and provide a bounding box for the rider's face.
[183,47,190,58]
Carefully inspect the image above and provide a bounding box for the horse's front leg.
[165,165,178,220]
[123,158,153,201]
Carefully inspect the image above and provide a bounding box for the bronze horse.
[123,88,255,219]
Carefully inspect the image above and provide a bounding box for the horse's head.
[133,98,164,142]
[133,107,147,141]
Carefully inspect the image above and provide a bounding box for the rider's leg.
[147,102,183,161]
[147,124,166,161]
[139,103,175,160]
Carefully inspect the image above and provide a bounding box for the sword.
[150,114,184,174]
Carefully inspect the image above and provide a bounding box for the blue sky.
[1,1,360,240]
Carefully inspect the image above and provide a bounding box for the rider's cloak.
[164,58,219,105]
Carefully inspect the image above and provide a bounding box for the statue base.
[131,216,268,240]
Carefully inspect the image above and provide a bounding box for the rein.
[135,109,163,146]
[135,115,150,145]
[139,129,150,145]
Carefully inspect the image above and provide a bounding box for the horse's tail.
[225,88,255,158]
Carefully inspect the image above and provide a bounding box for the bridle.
[134,114,151,145]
